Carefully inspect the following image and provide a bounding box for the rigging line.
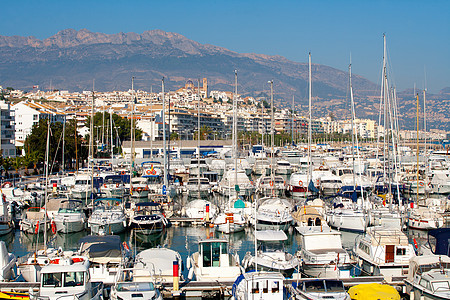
[49,125,64,174]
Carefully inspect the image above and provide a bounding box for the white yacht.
[36,257,103,300]
[88,198,127,235]
[79,235,131,284]
[291,279,350,300]
[19,207,49,234]
[100,175,125,199]
[408,206,445,230]
[188,158,208,177]
[134,247,183,284]
[129,202,168,235]
[0,241,16,281]
[289,171,310,199]
[207,159,226,176]
[325,197,368,233]
[129,177,150,199]
[275,160,292,176]
[255,197,293,231]
[110,267,162,300]
[218,169,255,197]
[405,255,450,300]
[52,200,86,233]
[242,230,299,278]
[184,177,211,198]
[184,199,217,220]
[318,174,342,196]
[255,175,286,197]
[296,226,353,278]
[70,175,93,200]
[188,238,242,282]
[231,271,285,300]
[354,226,415,277]
[213,212,246,234]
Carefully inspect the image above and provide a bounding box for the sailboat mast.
[416,92,420,200]
[234,71,238,194]
[423,89,427,186]
[162,78,168,190]
[89,82,95,208]
[307,52,312,189]
[130,77,135,194]
[269,80,274,189]
[349,64,356,192]
[291,95,294,147]
[43,118,50,251]
[197,79,201,195]
[62,115,65,173]
[110,108,113,163]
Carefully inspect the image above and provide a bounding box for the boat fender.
[187,267,194,280]
[51,221,57,234]
[186,256,191,270]
[123,220,127,228]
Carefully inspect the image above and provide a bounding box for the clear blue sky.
[3,0,449,93]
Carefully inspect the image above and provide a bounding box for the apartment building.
[0,101,16,157]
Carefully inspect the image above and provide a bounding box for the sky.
[2,0,449,93]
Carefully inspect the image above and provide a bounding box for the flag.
[33,85,39,89]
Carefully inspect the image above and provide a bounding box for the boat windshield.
[116,282,155,292]
[259,241,284,253]
[304,280,325,292]
[42,271,84,287]
[325,280,345,292]
[432,281,450,292]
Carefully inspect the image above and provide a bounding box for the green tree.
[86,112,143,148]
[24,118,87,172]
[194,126,213,140]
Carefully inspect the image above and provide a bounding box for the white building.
[12,100,66,145]
[0,101,16,158]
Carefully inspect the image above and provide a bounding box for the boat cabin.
[233,272,284,300]
[39,260,102,300]
[198,239,231,268]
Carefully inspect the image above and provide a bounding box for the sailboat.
[253,80,293,232]
[326,62,368,233]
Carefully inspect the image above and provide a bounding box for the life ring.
[146,170,152,175]
[298,180,303,187]
[116,183,120,188]
[316,179,320,185]
[319,166,324,171]
[150,169,156,175]
[1,182,12,188]
[103,184,107,188]
[120,171,126,175]
[51,221,57,234]
[269,181,274,187]
[419,181,424,187]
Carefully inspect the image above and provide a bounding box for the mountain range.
[0,29,448,130]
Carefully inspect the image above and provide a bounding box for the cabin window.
[325,280,345,292]
[431,281,450,291]
[358,243,370,255]
[262,280,268,293]
[419,278,429,289]
[43,272,62,287]
[64,271,84,287]
[271,281,280,293]
[252,281,259,293]
[396,247,406,256]
[305,281,325,292]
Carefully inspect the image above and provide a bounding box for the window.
[431,281,450,292]
[271,281,280,293]
[33,115,38,120]
[396,247,406,256]
[43,272,62,287]
[64,271,84,287]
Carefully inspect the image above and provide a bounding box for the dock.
[0,275,407,298]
